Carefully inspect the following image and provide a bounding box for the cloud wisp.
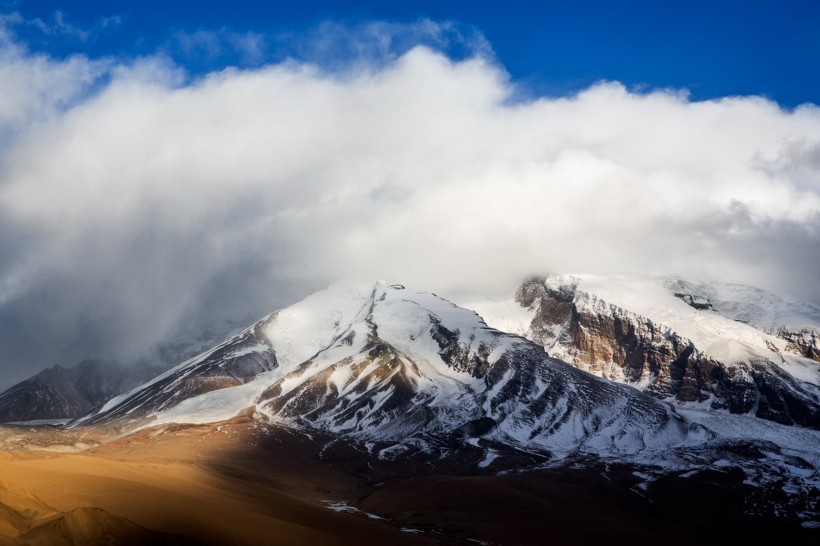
[0,9,122,44]
[0,20,818,385]
[163,18,493,72]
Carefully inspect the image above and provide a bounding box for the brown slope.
[0,418,433,546]
[1,417,817,546]
[15,507,202,546]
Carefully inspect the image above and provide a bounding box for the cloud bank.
[0,20,818,385]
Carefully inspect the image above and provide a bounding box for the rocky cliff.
[504,276,820,429]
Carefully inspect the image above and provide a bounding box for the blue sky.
[5,0,819,106]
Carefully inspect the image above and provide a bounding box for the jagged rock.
[674,292,715,310]
[499,276,820,429]
[778,326,820,362]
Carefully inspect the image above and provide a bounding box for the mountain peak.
[6,276,817,527]
[470,274,820,428]
[70,280,714,463]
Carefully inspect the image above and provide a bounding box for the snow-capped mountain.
[467,274,820,429]
[254,283,714,456]
[75,282,710,458]
[662,277,820,362]
[46,279,820,523]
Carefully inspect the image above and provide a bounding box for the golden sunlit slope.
[0,418,432,546]
[0,415,816,546]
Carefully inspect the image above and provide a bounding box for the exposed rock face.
[513,276,820,429]
[777,326,820,362]
[0,360,164,423]
[673,292,715,311]
[430,316,493,377]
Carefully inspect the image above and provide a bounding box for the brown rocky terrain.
[0,415,816,546]
[778,326,820,362]
[0,417,430,546]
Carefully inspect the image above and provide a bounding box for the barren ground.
[0,416,816,545]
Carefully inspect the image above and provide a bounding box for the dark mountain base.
[318,446,817,546]
[351,466,817,546]
[1,418,816,546]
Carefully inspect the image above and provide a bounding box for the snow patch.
[147,371,280,426]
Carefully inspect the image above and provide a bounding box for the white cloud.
[0,24,818,383]
[0,28,108,139]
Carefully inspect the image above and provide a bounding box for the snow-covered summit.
[76,280,713,459]
[659,276,820,334]
[468,274,820,429]
[548,274,811,365]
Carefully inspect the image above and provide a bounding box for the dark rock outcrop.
[514,277,820,429]
[777,326,820,362]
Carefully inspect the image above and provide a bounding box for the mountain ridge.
[469,274,820,429]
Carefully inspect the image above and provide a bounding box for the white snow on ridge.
[264,280,374,370]
[566,275,820,385]
[455,297,536,338]
[679,408,820,468]
[468,274,819,384]
[778,354,820,385]
[562,274,787,363]
[660,276,820,333]
[146,371,280,426]
[272,319,375,400]
[88,337,236,418]
[374,288,513,382]
[225,344,269,359]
